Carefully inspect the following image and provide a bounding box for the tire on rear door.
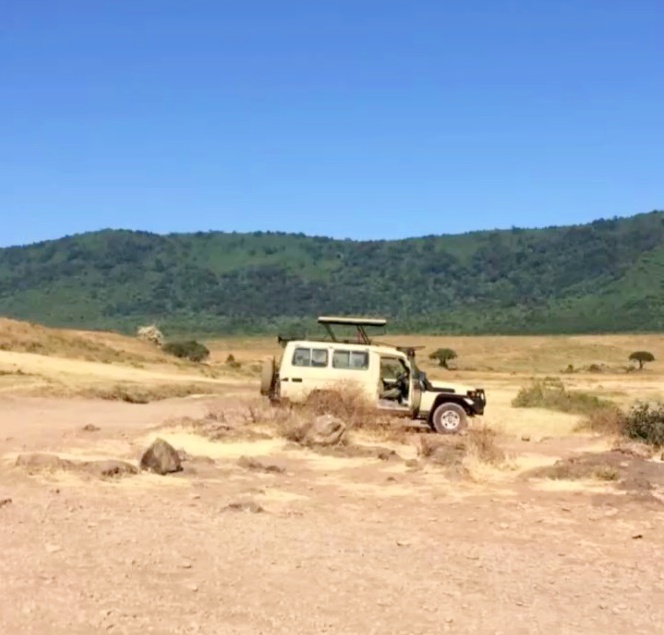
[260,358,277,397]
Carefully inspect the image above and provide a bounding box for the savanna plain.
[1,318,664,634]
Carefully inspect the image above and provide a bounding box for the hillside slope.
[1,211,664,334]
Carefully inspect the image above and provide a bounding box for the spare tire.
[260,358,277,396]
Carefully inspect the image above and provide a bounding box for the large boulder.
[304,414,347,447]
[140,438,182,475]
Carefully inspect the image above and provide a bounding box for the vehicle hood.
[425,380,476,394]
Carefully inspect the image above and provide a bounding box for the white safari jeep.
[260,316,486,434]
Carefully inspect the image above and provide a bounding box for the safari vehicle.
[260,316,486,434]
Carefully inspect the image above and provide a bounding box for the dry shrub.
[200,399,297,438]
[466,425,505,465]
[513,380,615,416]
[577,406,625,435]
[416,424,505,468]
[578,401,664,448]
[302,381,375,426]
[593,465,620,481]
[622,402,664,447]
[416,434,466,466]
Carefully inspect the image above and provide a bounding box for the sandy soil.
[2,390,664,634]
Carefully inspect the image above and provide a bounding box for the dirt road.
[1,395,663,634]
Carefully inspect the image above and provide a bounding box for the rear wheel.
[431,402,468,434]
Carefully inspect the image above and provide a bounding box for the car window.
[311,349,329,367]
[292,347,328,367]
[292,348,311,367]
[333,350,369,370]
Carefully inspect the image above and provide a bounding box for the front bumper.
[467,389,486,415]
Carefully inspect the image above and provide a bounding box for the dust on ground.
[2,389,664,635]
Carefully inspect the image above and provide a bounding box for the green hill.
[1,211,664,335]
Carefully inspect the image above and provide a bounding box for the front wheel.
[431,402,468,434]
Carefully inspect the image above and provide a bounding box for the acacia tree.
[429,348,458,369]
[629,351,655,370]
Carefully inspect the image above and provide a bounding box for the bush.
[428,348,457,369]
[163,340,210,362]
[512,380,614,416]
[629,351,655,370]
[225,353,241,369]
[622,402,664,446]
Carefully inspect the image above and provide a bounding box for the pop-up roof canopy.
[277,315,424,356]
[317,315,387,344]
[317,316,387,327]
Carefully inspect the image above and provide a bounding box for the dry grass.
[513,379,616,415]
[0,318,169,365]
[577,407,626,435]
[206,332,664,376]
[415,424,506,470]
[68,382,221,403]
[466,425,506,465]
[593,465,620,481]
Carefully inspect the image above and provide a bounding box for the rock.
[140,438,182,475]
[137,324,164,347]
[521,435,531,442]
[15,453,73,472]
[84,460,139,478]
[0,498,12,508]
[82,424,100,432]
[304,414,347,447]
[376,449,401,462]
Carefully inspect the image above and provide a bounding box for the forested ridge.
[1,211,664,335]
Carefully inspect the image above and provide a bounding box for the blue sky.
[1,0,662,247]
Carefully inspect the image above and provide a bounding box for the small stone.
[187,584,199,593]
[0,498,12,508]
[396,540,411,547]
[222,501,265,514]
[521,435,531,442]
[82,424,100,432]
[46,544,62,554]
